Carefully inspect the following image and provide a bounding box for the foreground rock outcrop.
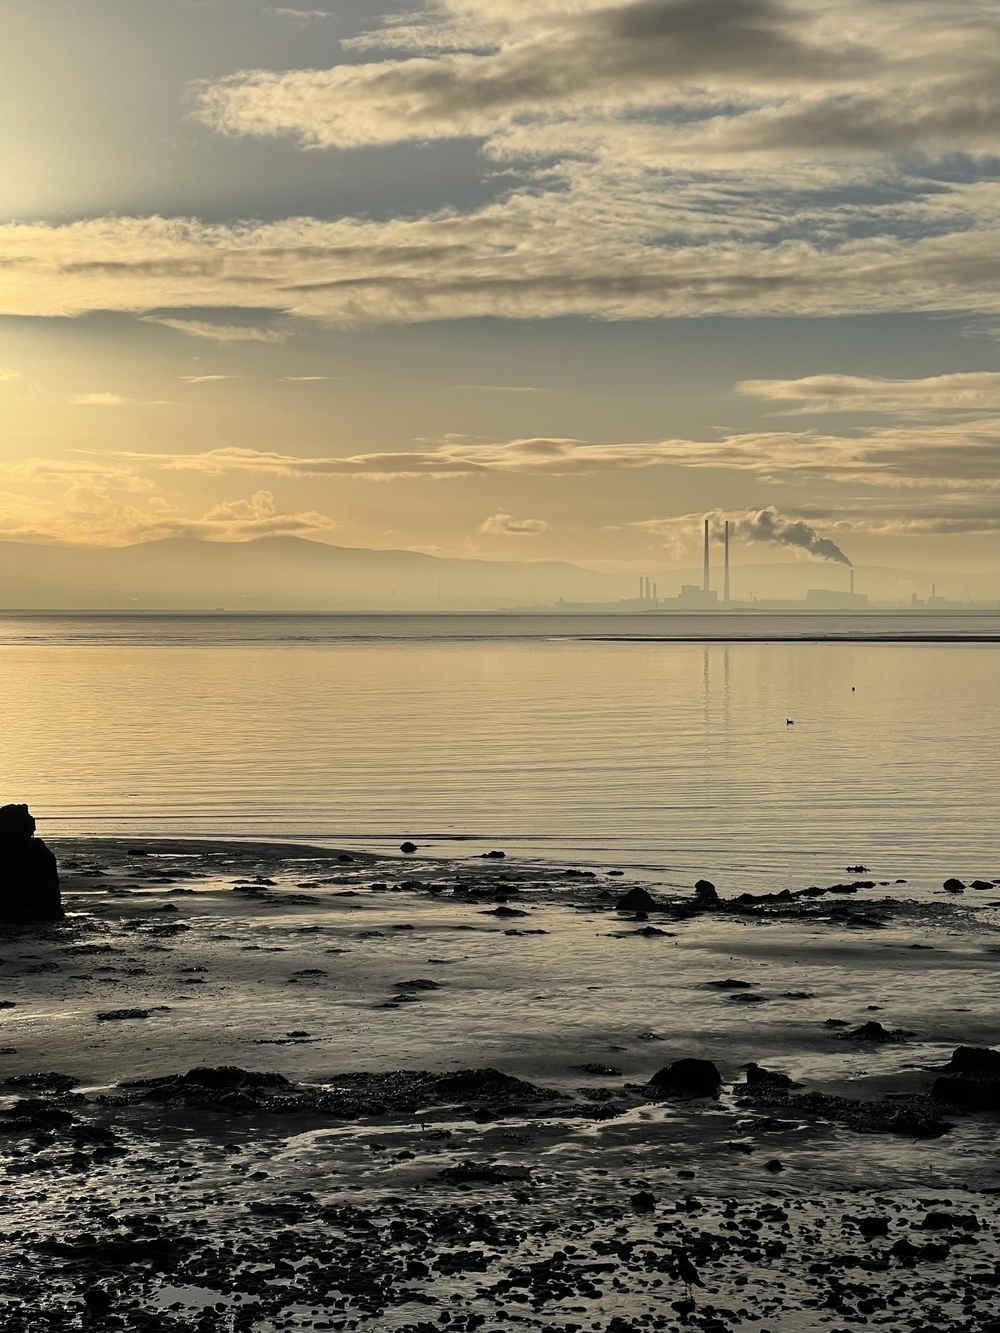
[0,804,62,924]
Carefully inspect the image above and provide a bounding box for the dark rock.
[630,1189,656,1212]
[931,1075,1000,1111]
[744,1063,800,1091]
[400,842,418,854]
[482,905,527,917]
[764,1158,784,1172]
[96,1008,152,1021]
[943,877,965,892]
[919,1211,978,1231]
[942,1045,1000,1079]
[172,1065,289,1091]
[481,850,506,859]
[694,879,720,907]
[857,1217,891,1237]
[972,879,994,889]
[739,1083,950,1138]
[437,1160,531,1185]
[393,978,441,991]
[648,1058,722,1097]
[706,978,754,990]
[846,865,869,873]
[577,1063,622,1077]
[2,1071,79,1093]
[0,804,62,924]
[727,992,768,1004]
[615,887,658,912]
[839,1021,908,1042]
[82,1287,114,1314]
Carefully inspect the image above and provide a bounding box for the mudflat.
[2,839,999,1332]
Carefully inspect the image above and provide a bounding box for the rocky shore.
[1,834,999,1331]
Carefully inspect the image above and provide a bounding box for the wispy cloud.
[0,368,21,381]
[263,7,335,24]
[453,384,540,393]
[72,392,138,406]
[142,316,289,343]
[739,372,1000,415]
[90,411,999,491]
[179,374,238,384]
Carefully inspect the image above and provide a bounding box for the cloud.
[196,0,997,167]
[280,375,331,381]
[142,316,290,343]
[2,0,998,333]
[1,204,995,326]
[791,497,1000,536]
[94,412,1000,490]
[179,374,238,383]
[453,383,540,392]
[479,511,550,536]
[632,497,1000,550]
[0,456,152,493]
[195,0,883,149]
[0,368,21,381]
[0,484,336,546]
[71,392,134,406]
[264,7,335,23]
[739,372,1000,415]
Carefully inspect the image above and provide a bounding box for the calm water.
[0,613,996,894]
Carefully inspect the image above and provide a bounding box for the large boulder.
[931,1046,1000,1111]
[615,886,658,912]
[694,879,720,907]
[0,804,62,924]
[647,1058,722,1097]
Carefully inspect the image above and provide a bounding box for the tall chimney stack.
[723,520,730,606]
[703,518,711,594]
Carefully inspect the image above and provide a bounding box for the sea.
[1,611,996,896]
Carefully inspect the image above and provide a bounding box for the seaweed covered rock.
[109,1065,559,1120]
[0,804,62,924]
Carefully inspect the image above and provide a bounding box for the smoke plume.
[731,507,852,566]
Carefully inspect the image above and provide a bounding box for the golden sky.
[1,0,997,577]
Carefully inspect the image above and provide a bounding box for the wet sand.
[2,839,999,1332]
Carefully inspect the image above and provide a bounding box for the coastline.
[2,838,999,1330]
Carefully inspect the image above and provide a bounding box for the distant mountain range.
[0,538,993,610]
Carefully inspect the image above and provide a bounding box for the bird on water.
[786,718,794,725]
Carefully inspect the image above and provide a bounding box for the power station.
[628,516,866,611]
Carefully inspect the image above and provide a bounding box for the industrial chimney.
[723,520,731,606]
[703,518,711,594]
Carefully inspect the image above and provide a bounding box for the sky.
[0,0,997,577]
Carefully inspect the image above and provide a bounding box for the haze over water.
[1,613,995,897]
